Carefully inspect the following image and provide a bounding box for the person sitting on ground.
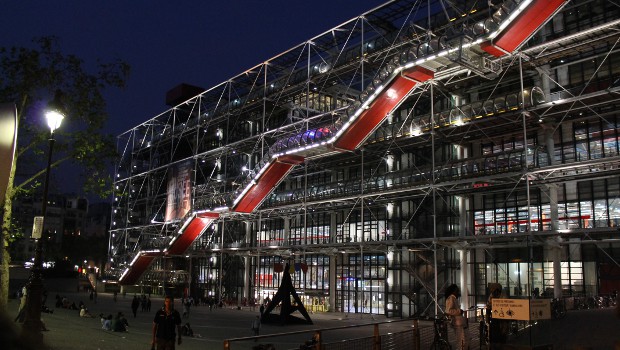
[120,312,129,328]
[41,304,53,314]
[100,314,112,331]
[80,306,93,318]
[111,312,128,332]
[181,322,194,337]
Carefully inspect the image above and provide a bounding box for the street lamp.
[22,91,65,335]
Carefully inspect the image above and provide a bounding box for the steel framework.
[108,0,620,317]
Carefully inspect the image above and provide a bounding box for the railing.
[223,319,420,350]
[222,316,489,350]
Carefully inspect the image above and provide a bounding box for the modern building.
[108,0,620,317]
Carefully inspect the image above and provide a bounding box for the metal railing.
[222,315,488,350]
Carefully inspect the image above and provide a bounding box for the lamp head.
[45,90,66,133]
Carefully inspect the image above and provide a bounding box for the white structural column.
[458,195,470,311]
[384,150,400,315]
[385,203,400,316]
[243,221,252,302]
[454,119,470,309]
[329,211,337,311]
[283,216,290,246]
[549,184,563,299]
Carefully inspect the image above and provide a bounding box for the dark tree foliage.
[0,36,130,309]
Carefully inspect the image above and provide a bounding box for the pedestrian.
[132,295,140,318]
[182,299,190,318]
[152,295,182,350]
[147,297,152,312]
[251,315,261,339]
[487,283,507,348]
[259,303,265,318]
[14,286,27,323]
[445,283,469,350]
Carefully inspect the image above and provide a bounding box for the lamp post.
[22,91,65,335]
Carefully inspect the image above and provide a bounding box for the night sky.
[2,1,383,136]
[2,1,383,195]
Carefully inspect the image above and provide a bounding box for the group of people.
[100,312,130,332]
[54,294,80,310]
[131,294,152,317]
[444,283,510,350]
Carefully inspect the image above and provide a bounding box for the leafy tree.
[0,37,129,310]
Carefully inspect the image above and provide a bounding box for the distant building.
[84,202,112,238]
[10,193,94,263]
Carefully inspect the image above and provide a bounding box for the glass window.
[593,199,609,228]
[580,201,593,228]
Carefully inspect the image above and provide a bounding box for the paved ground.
[5,277,620,350]
[7,278,414,350]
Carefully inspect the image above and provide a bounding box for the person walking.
[131,295,140,318]
[445,284,469,350]
[182,299,191,318]
[152,295,182,350]
[251,315,261,339]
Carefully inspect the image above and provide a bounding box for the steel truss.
[108,0,620,316]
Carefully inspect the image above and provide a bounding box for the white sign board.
[491,298,530,321]
[492,298,552,321]
[530,299,551,320]
[32,216,44,239]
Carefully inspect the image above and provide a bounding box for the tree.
[0,37,129,310]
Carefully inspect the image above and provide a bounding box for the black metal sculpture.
[260,263,313,325]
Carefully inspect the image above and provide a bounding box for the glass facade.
[108,0,620,318]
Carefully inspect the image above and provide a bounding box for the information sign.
[530,299,551,320]
[491,298,530,320]
[492,298,552,321]
[32,216,44,239]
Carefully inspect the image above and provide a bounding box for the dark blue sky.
[2,1,383,137]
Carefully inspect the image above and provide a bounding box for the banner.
[165,161,192,222]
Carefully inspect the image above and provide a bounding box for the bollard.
[412,319,420,350]
[373,323,380,350]
[314,330,322,350]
